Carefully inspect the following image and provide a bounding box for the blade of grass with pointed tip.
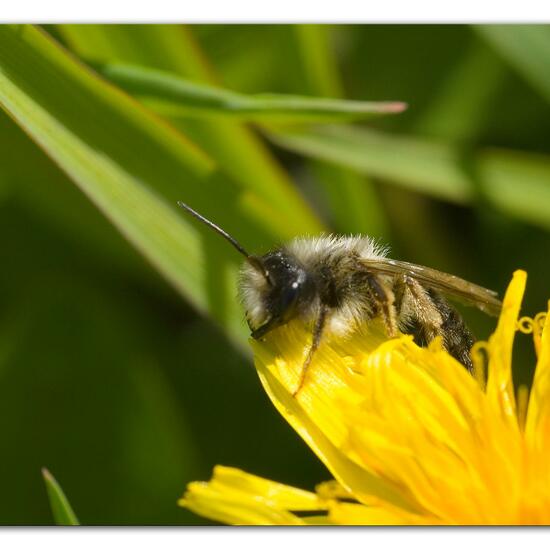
[57,24,324,234]
[475,25,550,104]
[42,468,80,526]
[94,62,406,124]
[268,125,550,231]
[294,25,390,238]
[0,25,287,349]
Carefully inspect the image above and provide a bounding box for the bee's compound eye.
[279,279,301,311]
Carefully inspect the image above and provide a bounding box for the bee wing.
[361,258,502,316]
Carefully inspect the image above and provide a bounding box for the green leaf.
[269,125,550,231]
[475,25,550,104]
[94,63,406,123]
[42,468,80,525]
[0,25,293,349]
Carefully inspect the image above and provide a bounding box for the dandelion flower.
[180,270,550,525]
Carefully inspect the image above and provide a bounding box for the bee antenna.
[177,200,252,260]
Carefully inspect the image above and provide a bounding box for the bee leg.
[292,306,328,397]
[393,274,443,342]
[366,274,398,338]
[393,274,408,313]
[393,275,474,372]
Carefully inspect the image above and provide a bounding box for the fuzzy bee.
[178,201,502,395]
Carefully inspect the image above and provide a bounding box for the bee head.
[176,201,315,339]
[240,250,316,339]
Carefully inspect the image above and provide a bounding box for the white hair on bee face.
[239,261,270,328]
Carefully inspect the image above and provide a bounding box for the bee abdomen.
[426,290,475,372]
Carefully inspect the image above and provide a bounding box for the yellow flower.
[179,270,550,525]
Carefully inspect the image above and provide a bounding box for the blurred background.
[0,24,549,524]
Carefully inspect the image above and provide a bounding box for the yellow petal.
[180,483,306,525]
[525,302,550,452]
[486,270,526,424]
[328,502,435,526]
[179,466,326,525]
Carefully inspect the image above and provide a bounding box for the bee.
[178,201,502,395]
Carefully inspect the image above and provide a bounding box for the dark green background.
[0,25,548,524]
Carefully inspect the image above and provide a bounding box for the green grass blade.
[416,39,505,142]
[269,125,550,231]
[95,62,406,123]
[0,25,289,348]
[42,468,80,526]
[475,25,550,104]
[270,126,471,203]
[57,24,324,234]
[294,25,390,238]
[295,25,343,98]
[58,24,213,82]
